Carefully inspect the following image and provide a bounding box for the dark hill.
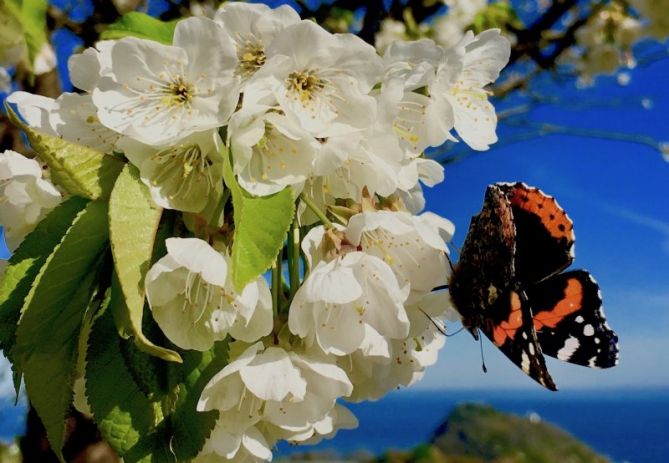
[279,403,609,463]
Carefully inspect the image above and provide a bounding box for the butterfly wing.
[449,185,516,325]
[497,182,575,285]
[527,270,619,368]
[479,290,557,391]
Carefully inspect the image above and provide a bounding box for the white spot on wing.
[575,316,584,323]
[521,352,531,372]
[588,357,597,367]
[557,336,579,360]
[583,324,594,336]
[528,343,535,355]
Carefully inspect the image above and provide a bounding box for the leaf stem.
[272,258,281,316]
[299,193,333,229]
[288,219,301,300]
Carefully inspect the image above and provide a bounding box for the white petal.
[240,347,307,402]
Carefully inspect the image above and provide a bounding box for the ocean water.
[277,389,669,463]
[0,390,666,462]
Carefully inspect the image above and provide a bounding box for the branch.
[509,0,579,65]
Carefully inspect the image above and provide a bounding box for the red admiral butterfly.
[448,182,619,390]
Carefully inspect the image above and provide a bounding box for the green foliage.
[109,165,181,363]
[86,306,161,462]
[100,12,178,44]
[2,0,48,71]
[171,342,229,461]
[88,303,229,462]
[223,146,296,291]
[119,335,171,400]
[5,104,124,200]
[12,200,110,461]
[0,197,88,361]
[472,1,523,34]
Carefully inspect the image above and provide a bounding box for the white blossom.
[229,90,317,196]
[251,20,382,138]
[289,247,410,356]
[118,130,223,212]
[198,341,354,460]
[381,32,510,153]
[345,210,454,298]
[8,91,120,153]
[67,41,113,93]
[145,238,272,351]
[0,150,61,251]
[214,2,300,84]
[342,291,453,401]
[92,17,240,145]
[430,29,511,151]
[433,0,488,48]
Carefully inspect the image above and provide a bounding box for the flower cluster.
[2,2,510,461]
[568,3,642,86]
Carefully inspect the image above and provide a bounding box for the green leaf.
[0,197,88,359]
[171,341,229,461]
[5,103,125,200]
[109,164,181,363]
[87,305,159,461]
[13,200,110,461]
[125,422,177,463]
[222,147,295,290]
[3,0,48,71]
[100,12,177,44]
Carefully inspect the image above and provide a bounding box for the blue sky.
[420,54,669,391]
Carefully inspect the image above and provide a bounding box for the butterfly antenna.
[418,307,446,335]
[445,250,456,273]
[479,333,488,373]
[418,307,466,337]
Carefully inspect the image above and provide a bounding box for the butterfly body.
[449,182,619,391]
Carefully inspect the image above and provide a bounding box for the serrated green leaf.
[5,103,125,200]
[13,200,110,461]
[87,305,159,461]
[223,147,295,290]
[125,421,177,463]
[3,0,48,72]
[100,12,177,44]
[171,341,229,461]
[0,197,88,359]
[109,165,181,363]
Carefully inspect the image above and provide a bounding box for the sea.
[276,389,669,463]
[0,389,667,462]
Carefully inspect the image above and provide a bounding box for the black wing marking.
[527,270,619,368]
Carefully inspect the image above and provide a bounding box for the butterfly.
[448,182,619,390]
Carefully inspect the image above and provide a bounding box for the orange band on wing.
[533,279,583,331]
[493,292,523,346]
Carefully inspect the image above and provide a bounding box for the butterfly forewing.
[497,182,575,285]
[527,270,619,368]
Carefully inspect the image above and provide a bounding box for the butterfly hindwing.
[479,290,557,391]
[497,182,575,285]
[527,270,619,368]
